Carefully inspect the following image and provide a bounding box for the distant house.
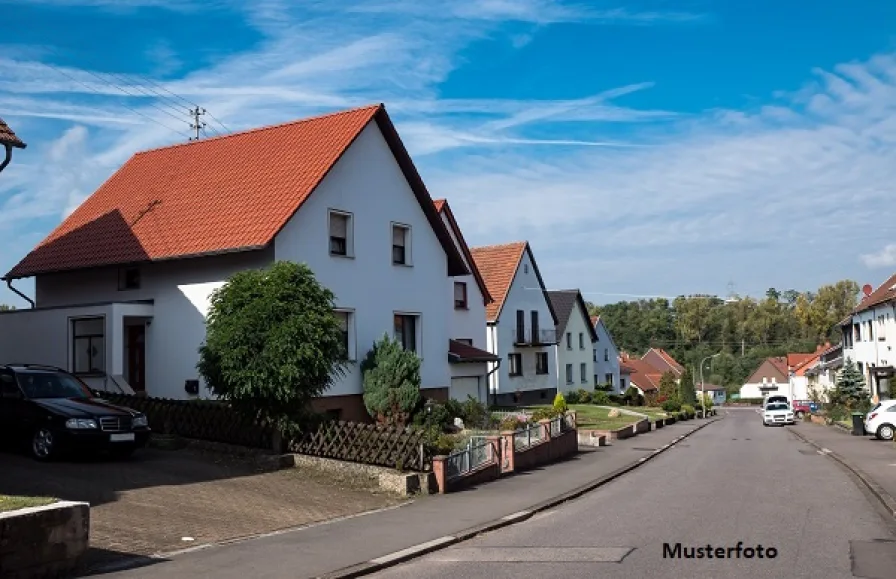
[546,290,598,394]
[619,358,633,392]
[0,104,470,422]
[434,199,500,404]
[841,272,896,402]
[787,344,831,400]
[621,355,662,396]
[805,343,843,401]
[739,357,789,400]
[641,348,684,379]
[698,384,727,405]
[0,116,26,174]
[591,315,621,393]
[470,241,559,405]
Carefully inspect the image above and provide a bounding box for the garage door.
[450,377,481,403]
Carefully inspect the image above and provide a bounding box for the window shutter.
[392,226,405,246]
[454,283,465,300]
[330,214,347,237]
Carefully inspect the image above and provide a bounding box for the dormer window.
[118,267,140,290]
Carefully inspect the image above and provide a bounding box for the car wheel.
[31,428,57,461]
[877,424,895,441]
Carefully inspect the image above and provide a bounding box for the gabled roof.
[854,272,896,314]
[469,241,558,325]
[432,198,493,306]
[448,339,500,363]
[5,104,467,280]
[744,356,788,384]
[546,290,598,342]
[642,348,684,376]
[624,357,662,391]
[0,117,26,149]
[790,344,830,377]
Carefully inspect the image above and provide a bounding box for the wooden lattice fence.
[288,420,432,471]
[91,391,274,449]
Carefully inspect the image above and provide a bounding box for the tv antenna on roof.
[188,106,207,141]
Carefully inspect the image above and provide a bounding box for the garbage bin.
[851,412,866,436]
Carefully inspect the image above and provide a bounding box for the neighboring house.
[641,348,684,380]
[619,358,633,392]
[591,315,621,393]
[434,199,500,404]
[787,344,830,401]
[739,357,789,399]
[805,343,843,401]
[0,116,26,174]
[0,104,471,422]
[470,241,559,406]
[546,290,598,394]
[621,355,661,396]
[841,272,896,401]
[697,384,726,405]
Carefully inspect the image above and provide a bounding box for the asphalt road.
[370,408,896,579]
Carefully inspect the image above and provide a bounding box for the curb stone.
[787,427,896,519]
[318,416,724,579]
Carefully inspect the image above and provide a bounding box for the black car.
[0,364,151,460]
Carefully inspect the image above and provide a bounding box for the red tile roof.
[854,272,896,314]
[5,104,467,280]
[469,241,528,322]
[790,344,830,376]
[768,356,788,375]
[0,117,26,149]
[656,348,684,373]
[624,357,662,391]
[448,339,499,363]
[432,199,493,306]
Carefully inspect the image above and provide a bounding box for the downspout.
[0,144,11,174]
[5,278,34,308]
[487,359,501,408]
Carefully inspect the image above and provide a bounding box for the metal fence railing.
[561,412,576,431]
[513,422,545,450]
[445,438,495,482]
[549,416,563,437]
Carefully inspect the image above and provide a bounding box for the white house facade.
[592,316,621,393]
[0,104,470,422]
[434,199,499,404]
[547,290,597,394]
[471,241,559,406]
[841,273,896,401]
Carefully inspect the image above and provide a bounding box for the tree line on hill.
[587,280,860,394]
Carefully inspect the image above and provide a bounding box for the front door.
[126,325,146,392]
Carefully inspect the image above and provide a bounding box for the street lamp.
[699,353,721,417]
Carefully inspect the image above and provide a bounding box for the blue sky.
[1,0,895,306]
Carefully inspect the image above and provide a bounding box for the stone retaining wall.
[0,501,89,579]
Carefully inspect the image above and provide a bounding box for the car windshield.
[766,403,789,411]
[16,371,92,400]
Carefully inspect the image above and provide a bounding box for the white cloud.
[861,245,896,269]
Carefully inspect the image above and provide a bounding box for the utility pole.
[699,353,721,416]
[741,338,745,357]
[188,106,207,141]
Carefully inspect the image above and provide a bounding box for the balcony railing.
[512,328,558,346]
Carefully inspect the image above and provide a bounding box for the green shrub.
[553,391,568,413]
[531,407,560,421]
[411,402,453,432]
[565,390,581,404]
[361,334,422,426]
[499,416,527,432]
[662,399,682,413]
[592,390,612,405]
[459,396,492,429]
[681,404,695,417]
[608,393,625,405]
[577,389,592,404]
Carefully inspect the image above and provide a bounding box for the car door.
[0,370,27,442]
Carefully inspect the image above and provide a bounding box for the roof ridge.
[133,103,383,157]
[470,240,527,252]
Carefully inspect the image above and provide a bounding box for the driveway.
[0,445,404,572]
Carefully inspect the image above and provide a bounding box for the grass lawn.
[526,404,644,430]
[0,495,56,513]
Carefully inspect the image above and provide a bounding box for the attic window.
[118,267,141,291]
[523,264,529,274]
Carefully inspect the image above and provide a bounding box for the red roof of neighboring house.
[790,343,830,376]
[854,272,896,314]
[768,356,788,375]
[448,339,499,363]
[641,348,684,376]
[5,104,467,280]
[469,241,558,324]
[432,199,493,306]
[624,357,663,391]
[0,117,26,149]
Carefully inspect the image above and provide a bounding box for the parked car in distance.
[763,394,789,408]
[790,399,814,418]
[865,400,896,441]
[762,402,795,426]
[0,364,150,460]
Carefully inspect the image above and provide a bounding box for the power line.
[122,72,231,134]
[38,61,192,139]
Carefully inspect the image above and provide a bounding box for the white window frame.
[566,332,572,350]
[535,351,548,375]
[333,308,356,361]
[508,353,522,376]
[454,281,468,309]
[579,332,585,350]
[69,316,106,376]
[328,209,354,258]
[565,363,574,384]
[391,222,412,266]
[393,311,421,354]
[604,348,609,362]
[580,363,587,383]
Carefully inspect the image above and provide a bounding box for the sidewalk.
[788,422,896,508]
[92,419,719,579]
